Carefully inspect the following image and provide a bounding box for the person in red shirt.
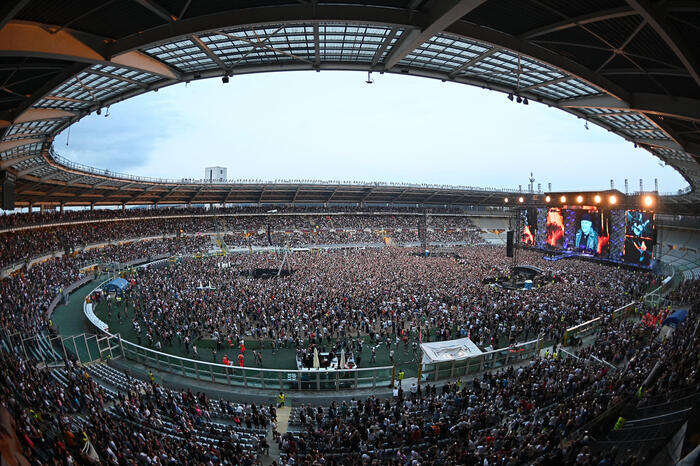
[238,353,244,366]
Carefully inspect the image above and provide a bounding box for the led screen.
[624,210,655,266]
[624,237,653,266]
[546,208,564,249]
[625,210,655,239]
[573,209,610,256]
[521,208,537,245]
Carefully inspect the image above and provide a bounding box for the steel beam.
[0,138,41,152]
[313,23,320,66]
[625,0,699,86]
[522,8,638,39]
[560,93,700,122]
[15,164,41,177]
[519,76,570,92]
[0,153,35,169]
[0,0,31,32]
[384,0,488,69]
[40,169,60,181]
[132,0,176,22]
[635,138,683,151]
[448,48,497,78]
[88,68,148,88]
[0,22,178,79]
[190,34,228,71]
[371,28,398,66]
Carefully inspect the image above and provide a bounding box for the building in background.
[205,166,227,182]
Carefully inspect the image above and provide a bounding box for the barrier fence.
[419,338,542,382]
[117,335,394,391]
[0,330,118,366]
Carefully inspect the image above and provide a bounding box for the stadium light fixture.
[609,195,617,205]
[504,197,509,203]
[644,195,653,207]
[507,94,513,101]
[516,95,522,103]
[523,97,528,105]
[222,75,229,84]
[594,195,601,203]
[545,195,551,203]
[576,195,583,203]
[366,71,373,84]
[560,195,566,203]
[518,196,524,203]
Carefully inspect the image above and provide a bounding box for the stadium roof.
[0,0,698,210]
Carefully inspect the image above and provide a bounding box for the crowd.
[0,210,481,268]
[0,204,472,230]
[280,307,697,465]
[0,351,269,464]
[118,246,653,365]
[0,206,695,465]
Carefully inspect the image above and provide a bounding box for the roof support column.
[383,0,488,69]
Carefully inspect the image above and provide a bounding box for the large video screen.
[573,209,610,256]
[624,210,655,266]
[625,210,655,239]
[624,237,653,266]
[545,208,564,249]
[521,208,537,245]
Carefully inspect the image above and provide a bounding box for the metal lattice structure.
[0,1,698,210]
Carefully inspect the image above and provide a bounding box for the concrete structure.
[205,167,227,183]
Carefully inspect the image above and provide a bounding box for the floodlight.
[609,195,617,205]
[545,196,551,203]
[560,196,566,203]
[576,195,583,203]
[594,195,601,203]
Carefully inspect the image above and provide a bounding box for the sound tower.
[1,171,15,210]
[506,230,514,257]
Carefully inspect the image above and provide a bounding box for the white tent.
[420,337,483,365]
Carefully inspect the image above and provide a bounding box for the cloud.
[52,71,689,193]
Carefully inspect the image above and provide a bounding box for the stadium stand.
[1,1,699,463]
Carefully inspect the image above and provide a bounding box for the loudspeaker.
[1,171,14,210]
[506,230,514,257]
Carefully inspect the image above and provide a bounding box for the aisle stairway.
[262,405,291,465]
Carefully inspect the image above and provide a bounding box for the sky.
[53,70,688,194]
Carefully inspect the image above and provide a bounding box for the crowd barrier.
[418,338,541,382]
[116,336,394,391]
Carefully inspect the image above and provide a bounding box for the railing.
[117,336,394,391]
[419,338,541,382]
[49,147,524,192]
[1,330,117,365]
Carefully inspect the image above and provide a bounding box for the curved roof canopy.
[0,0,698,208]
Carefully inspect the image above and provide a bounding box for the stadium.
[0,1,698,465]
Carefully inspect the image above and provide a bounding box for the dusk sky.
[54,70,688,194]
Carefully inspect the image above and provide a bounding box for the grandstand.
[0,2,698,465]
